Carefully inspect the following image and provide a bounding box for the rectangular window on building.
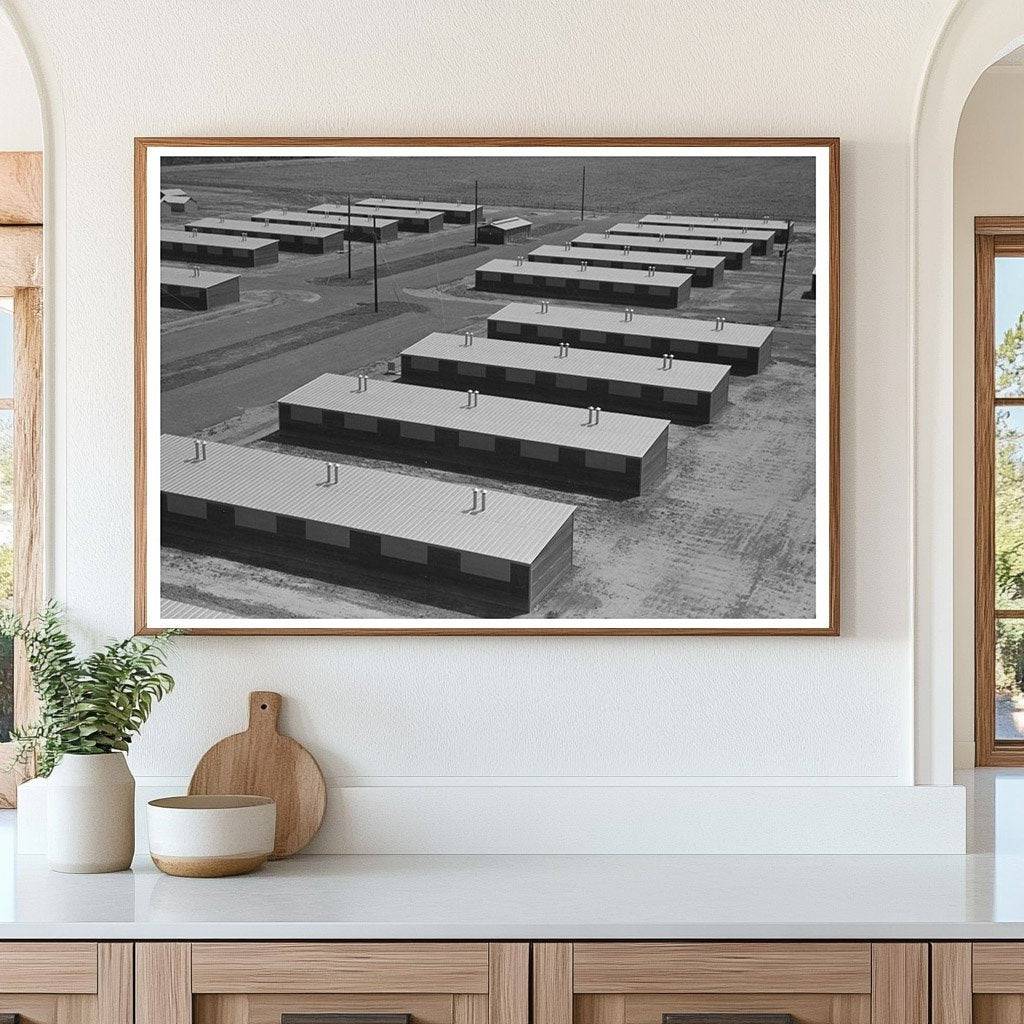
[520,440,559,462]
[457,362,487,378]
[505,368,536,384]
[460,551,511,582]
[495,320,520,335]
[554,374,587,391]
[306,521,351,547]
[538,326,562,340]
[235,507,278,532]
[344,413,378,432]
[410,356,439,372]
[400,421,436,442]
[381,536,429,564]
[289,405,323,424]
[458,431,495,451]
[609,380,642,398]
[584,450,628,473]
[664,388,697,405]
[166,494,208,518]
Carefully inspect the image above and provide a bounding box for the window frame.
[0,151,44,807]
[975,218,1024,765]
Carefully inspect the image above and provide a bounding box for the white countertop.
[2,848,1024,940]
[0,770,1020,941]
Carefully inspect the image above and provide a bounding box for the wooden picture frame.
[135,137,840,637]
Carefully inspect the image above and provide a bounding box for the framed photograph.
[135,137,839,636]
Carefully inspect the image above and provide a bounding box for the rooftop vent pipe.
[479,489,487,512]
[540,300,550,313]
[464,331,474,347]
[594,407,601,424]
[471,487,480,511]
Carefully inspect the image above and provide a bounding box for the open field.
[156,156,819,621]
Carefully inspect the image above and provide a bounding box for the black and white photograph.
[137,140,838,634]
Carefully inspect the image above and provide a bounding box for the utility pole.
[776,220,793,323]
[580,164,586,222]
[372,215,379,313]
[473,179,479,246]
[347,194,352,280]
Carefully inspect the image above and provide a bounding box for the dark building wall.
[486,317,768,376]
[478,224,531,244]
[277,402,655,496]
[160,493,572,612]
[400,354,727,425]
[474,268,686,309]
[160,276,240,311]
[161,238,279,268]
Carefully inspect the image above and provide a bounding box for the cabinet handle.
[283,1016,411,1024]
[665,1016,796,1024]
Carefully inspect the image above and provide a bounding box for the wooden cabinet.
[0,942,132,1024]
[931,943,1024,1024]
[532,943,928,1024]
[136,943,528,1024]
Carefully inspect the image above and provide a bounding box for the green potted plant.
[2,603,178,873]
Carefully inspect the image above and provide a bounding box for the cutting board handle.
[248,691,282,734]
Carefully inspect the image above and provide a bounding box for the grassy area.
[163,155,817,222]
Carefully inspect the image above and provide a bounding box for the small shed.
[478,217,533,244]
[160,266,240,311]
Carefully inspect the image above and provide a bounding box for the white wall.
[0,7,40,151]
[0,0,974,851]
[952,65,1024,767]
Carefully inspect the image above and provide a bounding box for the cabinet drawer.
[572,943,872,994]
[191,942,490,993]
[0,942,98,993]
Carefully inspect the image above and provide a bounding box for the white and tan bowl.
[147,795,276,878]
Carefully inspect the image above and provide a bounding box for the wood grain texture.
[976,995,1024,1024]
[489,943,529,1024]
[0,943,97,993]
[573,943,872,994]
[576,996,626,1024]
[931,945,971,1024]
[194,996,249,1024]
[97,945,133,1024]
[623,995,836,1024]
[870,945,927,1024]
[534,944,573,1024]
[0,226,41,289]
[454,994,487,1024]
[133,135,840,637]
[136,943,192,1024]
[972,943,1024,991]
[0,998,58,1024]
[188,691,326,859]
[55,995,94,1024]
[191,942,489,994]
[831,995,872,1024]
[0,152,42,224]
[240,994,451,1024]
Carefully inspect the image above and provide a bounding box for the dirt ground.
[158,160,820,621]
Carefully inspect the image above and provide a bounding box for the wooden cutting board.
[188,691,326,859]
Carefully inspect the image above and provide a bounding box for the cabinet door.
[0,942,132,1024]
[533,943,927,1024]
[937,943,1024,1024]
[137,943,528,1024]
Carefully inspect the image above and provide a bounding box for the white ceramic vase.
[46,752,135,873]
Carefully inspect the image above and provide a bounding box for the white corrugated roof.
[162,229,277,252]
[309,203,441,223]
[403,333,729,393]
[279,374,669,458]
[161,188,188,197]
[477,258,690,290]
[360,197,481,214]
[252,209,398,230]
[488,302,773,351]
[637,216,775,243]
[583,229,752,256]
[642,213,790,233]
[185,217,344,241]
[161,434,575,564]
[161,266,240,288]
[488,217,532,231]
[530,244,725,272]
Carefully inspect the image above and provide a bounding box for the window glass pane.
[997,407,1024,609]
[0,300,12,399]
[996,256,1024,397]
[0,409,12,742]
[997,619,1024,740]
